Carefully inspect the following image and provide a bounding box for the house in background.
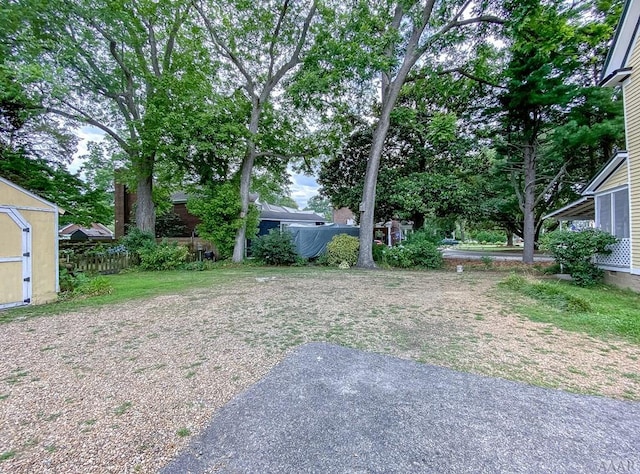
[545,0,639,291]
[333,207,355,225]
[256,200,326,235]
[114,185,326,240]
[59,223,115,242]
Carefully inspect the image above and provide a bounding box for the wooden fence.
[63,253,131,275]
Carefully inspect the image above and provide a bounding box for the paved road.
[162,343,639,473]
[443,248,554,262]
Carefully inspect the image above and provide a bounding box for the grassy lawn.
[0,265,322,323]
[1,266,639,471]
[498,274,640,344]
[455,243,521,252]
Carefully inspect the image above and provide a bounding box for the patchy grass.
[0,265,332,323]
[0,451,16,461]
[498,274,640,343]
[114,402,132,416]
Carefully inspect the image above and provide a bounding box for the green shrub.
[470,229,505,244]
[120,228,156,265]
[121,228,156,254]
[540,229,617,286]
[372,243,386,263]
[407,241,443,268]
[326,234,359,266]
[58,270,113,299]
[139,241,190,271]
[383,245,414,268]
[74,276,114,297]
[187,182,259,260]
[382,231,443,269]
[406,228,442,246]
[251,230,299,265]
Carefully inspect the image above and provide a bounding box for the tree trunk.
[135,154,155,235]
[357,90,400,268]
[506,231,514,247]
[522,144,536,264]
[232,104,261,263]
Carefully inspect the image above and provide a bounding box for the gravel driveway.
[1,268,639,473]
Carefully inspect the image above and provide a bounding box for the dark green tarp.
[288,224,360,258]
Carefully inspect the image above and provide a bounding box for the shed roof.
[0,176,59,211]
[543,196,595,221]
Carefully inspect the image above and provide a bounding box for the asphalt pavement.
[442,248,554,262]
[162,343,640,474]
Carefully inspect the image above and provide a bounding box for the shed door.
[0,207,32,309]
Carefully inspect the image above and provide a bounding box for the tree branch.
[192,0,257,97]
[534,161,569,207]
[164,5,191,72]
[141,16,162,77]
[268,0,290,81]
[437,67,507,89]
[46,107,130,152]
[264,0,317,99]
[510,171,525,211]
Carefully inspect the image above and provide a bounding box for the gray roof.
[259,202,326,222]
[171,191,326,222]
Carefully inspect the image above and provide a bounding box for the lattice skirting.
[595,238,631,268]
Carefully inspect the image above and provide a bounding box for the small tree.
[540,229,617,286]
[187,182,259,260]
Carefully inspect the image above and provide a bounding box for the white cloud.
[68,126,321,208]
[70,126,105,174]
[288,169,319,209]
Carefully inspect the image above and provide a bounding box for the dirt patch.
[0,268,638,473]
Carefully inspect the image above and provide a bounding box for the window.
[596,188,629,238]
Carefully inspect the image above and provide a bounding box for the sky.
[72,126,320,209]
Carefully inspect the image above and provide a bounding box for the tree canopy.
[1,0,626,263]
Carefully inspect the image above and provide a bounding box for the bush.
[120,228,156,264]
[383,245,414,268]
[381,230,443,269]
[58,269,113,299]
[326,234,359,267]
[187,182,259,259]
[540,229,618,286]
[372,243,386,263]
[407,228,442,246]
[469,229,505,244]
[74,276,114,297]
[138,241,190,271]
[382,240,443,269]
[251,230,299,265]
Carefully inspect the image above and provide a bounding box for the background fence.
[61,253,131,275]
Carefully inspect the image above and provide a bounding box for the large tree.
[318,63,496,231]
[11,0,203,234]
[299,0,505,267]
[497,0,624,262]
[193,0,319,262]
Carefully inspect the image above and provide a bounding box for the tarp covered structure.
[288,224,359,258]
